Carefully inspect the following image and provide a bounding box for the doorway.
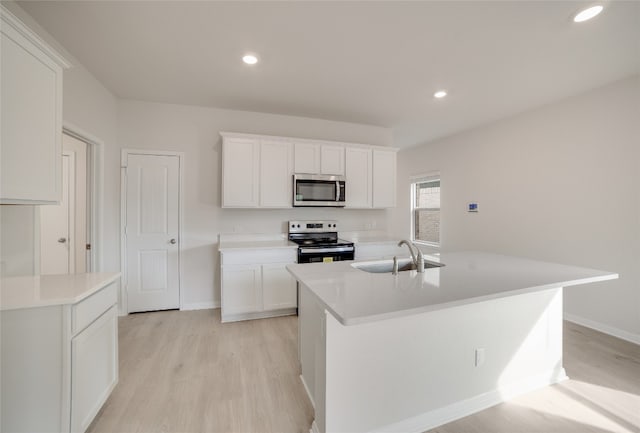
[121,150,182,313]
[39,133,89,274]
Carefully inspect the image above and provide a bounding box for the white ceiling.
[17,1,640,148]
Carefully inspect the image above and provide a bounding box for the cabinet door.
[221,265,262,317]
[260,139,293,208]
[345,147,372,208]
[222,137,260,207]
[1,16,65,204]
[320,144,345,175]
[294,141,320,174]
[372,150,397,208]
[71,305,118,433]
[262,263,297,311]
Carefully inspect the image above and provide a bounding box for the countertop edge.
[1,272,121,311]
[287,258,618,327]
[338,273,619,326]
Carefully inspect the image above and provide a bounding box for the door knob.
[58,238,67,243]
[170,238,177,244]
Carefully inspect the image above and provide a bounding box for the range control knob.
[297,224,300,228]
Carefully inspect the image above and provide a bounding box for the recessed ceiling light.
[573,5,603,23]
[434,90,447,99]
[242,54,258,65]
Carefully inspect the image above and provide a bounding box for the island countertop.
[0,272,121,311]
[286,251,617,325]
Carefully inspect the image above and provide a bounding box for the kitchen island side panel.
[322,287,565,433]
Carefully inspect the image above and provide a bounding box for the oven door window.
[296,180,337,202]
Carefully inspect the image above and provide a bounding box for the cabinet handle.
[170,239,177,244]
[58,238,67,243]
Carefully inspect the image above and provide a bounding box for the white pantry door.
[124,153,180,313]
[40,152,74,274]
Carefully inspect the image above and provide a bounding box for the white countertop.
[342,235,400,244]
[286,252,618,326]
[0,272,121,311]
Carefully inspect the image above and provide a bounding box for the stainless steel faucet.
[397,240,425,273]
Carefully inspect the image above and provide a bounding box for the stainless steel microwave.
[293,174,346,207]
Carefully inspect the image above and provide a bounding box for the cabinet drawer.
[72,283,117,335]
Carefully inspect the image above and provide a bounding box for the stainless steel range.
[288,220,355,263]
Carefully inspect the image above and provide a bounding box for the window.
[412,175,440,245]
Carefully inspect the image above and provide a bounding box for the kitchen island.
[287,252,617,433]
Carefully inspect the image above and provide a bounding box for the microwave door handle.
[336,181,340,202]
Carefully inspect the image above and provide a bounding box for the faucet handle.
[392,256,399,275]
[416,249,425,273]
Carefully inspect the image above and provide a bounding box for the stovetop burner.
[290,237,354,248]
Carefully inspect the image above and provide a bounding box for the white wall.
[117,100,392,309]
[0,206,36,276]
[390,76,640,342]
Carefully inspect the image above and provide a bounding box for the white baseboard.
[221,308,296,323]
[564,313,640,345]
[370,368,568,433]
[180,301,219,311]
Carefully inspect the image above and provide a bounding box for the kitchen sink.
[352,257,445,273]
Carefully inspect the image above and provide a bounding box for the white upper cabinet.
[345,147,372,208]
[294,141,321,174]
[222,133,293,208]
[222,135,260,207]
[294,141,345,175]
[221,132,397,209]
[372,149,397,208]
[260,138,293,208]
[0,6,70,204]
[320,143,345,175]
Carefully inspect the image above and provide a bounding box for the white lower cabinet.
[262,263,297,311]
[220,248,297,322]
[0,279,118,433]
[221,264,262,316]
[71,305,118,433]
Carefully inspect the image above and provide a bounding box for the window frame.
[410,174,441,248]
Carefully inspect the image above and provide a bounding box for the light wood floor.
[88,310,640,433]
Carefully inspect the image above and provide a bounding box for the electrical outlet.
[475,348,485,367]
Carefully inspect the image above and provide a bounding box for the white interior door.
[124,153,180,313]
[40,152,74,274]
[62,133,88,273]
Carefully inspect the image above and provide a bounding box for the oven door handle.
[300,246,354,254]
